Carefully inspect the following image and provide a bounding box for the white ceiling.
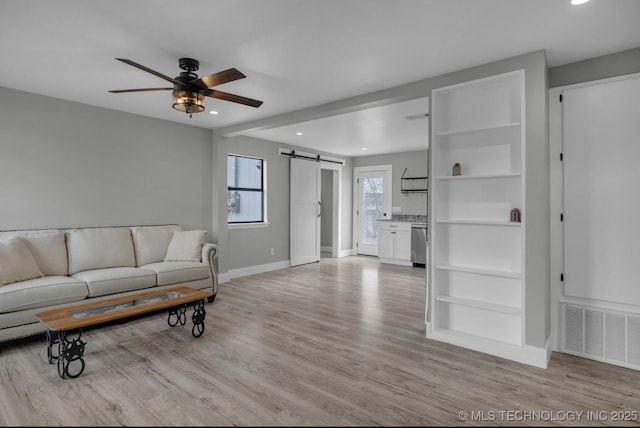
[1,0,639,157]
[244,97,430,158]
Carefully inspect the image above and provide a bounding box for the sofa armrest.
[202,243,219,296]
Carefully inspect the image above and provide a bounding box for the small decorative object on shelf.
[452,163,461,176]
[510,208,521,223]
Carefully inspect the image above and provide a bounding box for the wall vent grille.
[562,303,640,371]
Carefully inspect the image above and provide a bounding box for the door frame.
[321,161,342,258]
[352,164,393,256]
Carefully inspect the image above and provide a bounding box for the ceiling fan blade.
[190,68,246,90]
[205,89,263,108]
[108,87,173,93]
[115,58,186,87]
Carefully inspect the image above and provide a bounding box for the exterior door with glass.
[355,166,392,256]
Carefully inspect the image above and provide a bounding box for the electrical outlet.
[270,248,275,256]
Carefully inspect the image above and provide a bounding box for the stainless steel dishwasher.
[411,222,427,267]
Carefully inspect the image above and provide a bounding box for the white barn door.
[290,158,321,266]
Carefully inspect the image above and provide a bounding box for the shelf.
[435,172,520,180]
[429,70,526,362]
[427,328,525,354]
[436,295,521,316]
[436,122,520,137]
[400,168,428,194]
[435,264,522,279]
[436,219,522,227]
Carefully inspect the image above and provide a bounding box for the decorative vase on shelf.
[452,163,461,176]
[510,208,521,223]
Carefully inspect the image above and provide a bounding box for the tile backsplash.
[387,214,427,223]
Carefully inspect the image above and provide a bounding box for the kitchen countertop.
[377,214,427,224]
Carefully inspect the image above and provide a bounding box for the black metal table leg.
[191,299,206,338]
[168,304,187,327]
[167,300,205,337]
[56,330,86,379]
[45,329,60,364]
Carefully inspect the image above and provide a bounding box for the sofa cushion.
[140,262,210,286]
[131,225,182,266]
[72,267,156,297]
[67,228,136,275]
[0,230,69,277]
[21,230,69,276]
[0,237,44,286]
[164,230,207,262]
[0,275,88,313]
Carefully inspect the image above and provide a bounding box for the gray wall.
[549,47,640,88]
[213,134,353,274]
[353,150,428,217]
[0,86,213,236]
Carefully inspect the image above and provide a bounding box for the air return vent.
[562,303,640,370]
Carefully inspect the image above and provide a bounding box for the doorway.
[321,161,342,258]
[289,152,343,266]
[321,169,336,257]
[353,165,392,256]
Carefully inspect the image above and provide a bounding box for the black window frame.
[227,154,265,224]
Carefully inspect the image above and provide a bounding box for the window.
[227,154,265,223]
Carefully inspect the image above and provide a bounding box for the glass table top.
[69,291,184,318]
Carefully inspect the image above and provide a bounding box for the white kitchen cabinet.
[377,221,412,266]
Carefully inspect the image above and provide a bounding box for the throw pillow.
[131,225,182,266]
[0,237,45,286]
[164,230,207,262]
[20,230,69,276]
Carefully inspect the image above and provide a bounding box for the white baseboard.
[379,257,412,266]
[320,247,354,257]
[425,322,551,369]
[218,251,356,282]
[219,260,291,283]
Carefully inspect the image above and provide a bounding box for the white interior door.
[290,158,321,266]
[355,166,392,256]
[563,75,640,304]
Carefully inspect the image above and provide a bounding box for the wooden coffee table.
[35,286,211,379]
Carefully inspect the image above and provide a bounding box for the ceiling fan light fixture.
[110,57,263,117]
[172,90,205,117]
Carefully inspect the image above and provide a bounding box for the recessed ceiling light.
[571,0,589,5]
[361,148,367,151]
[296,132,303,136]
[209,110,218,115]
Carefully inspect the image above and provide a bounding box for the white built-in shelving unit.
[428,70,526,350]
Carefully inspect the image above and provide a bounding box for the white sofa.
[0,224,218,342]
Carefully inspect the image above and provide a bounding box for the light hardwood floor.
[1,255,639,426]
